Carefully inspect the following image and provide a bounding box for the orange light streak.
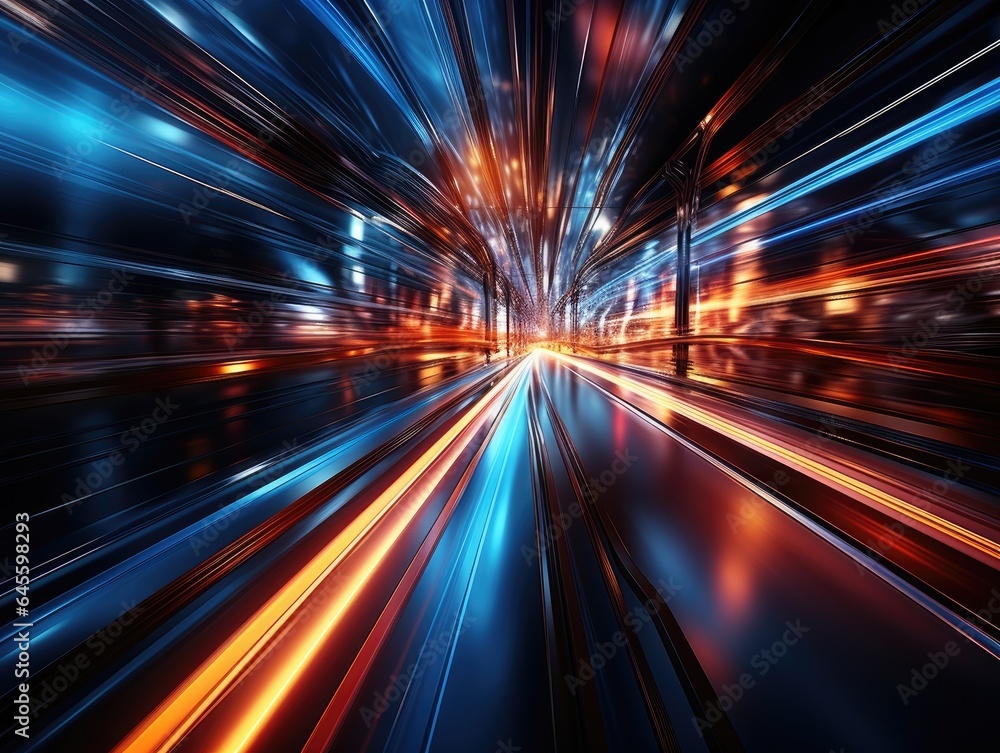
[549,351,1000,565]
[114,358,530,753]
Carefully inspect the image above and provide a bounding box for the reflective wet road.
[5,349,998,753]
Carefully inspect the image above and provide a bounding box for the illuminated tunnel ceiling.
[5,0,997,322]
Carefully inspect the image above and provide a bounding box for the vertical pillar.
[483,270,492,364]
[491,261,499,355]
[674,198,692,377]
[674,202,692,338]
[571,289,580,353]
[665,126,710,377]
[505,283,511,357]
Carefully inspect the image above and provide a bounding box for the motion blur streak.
[1,1,999,752]
[115,361,528,753]
[551,351,1000,565]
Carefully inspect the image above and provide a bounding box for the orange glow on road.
[548,351,1000,566]
[114,359,530,753]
